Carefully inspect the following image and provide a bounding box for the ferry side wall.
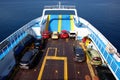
[0,50,15,79]
[0,17,42,79]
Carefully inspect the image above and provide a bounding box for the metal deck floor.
[13,39,92,80]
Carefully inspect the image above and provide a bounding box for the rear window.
[53,34,58,36]
[70,33,76,35]
[75,47,84,55]
[34,42,40,46]
[21,51,33,62]
[20,60,29,63]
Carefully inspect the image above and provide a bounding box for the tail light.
[93,57,101,61]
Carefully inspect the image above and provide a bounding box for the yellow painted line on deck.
[55,48,57,56]
[66,38,69,42]
[38,56,68,80]
[45,15,50,31]
[46,56,68,80]
[64,57,68,80]
[58,15,62,33]
[46,47,50,56]
[79,42,95,80]
[86,54,96,80]
[38,47,68,80]
[46,47,57,56]
[46,56,66,60]
[70,15,74,31]
[79,42,87,51]
[37,56,47,80]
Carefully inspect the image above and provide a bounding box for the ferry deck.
[13,39,94,80]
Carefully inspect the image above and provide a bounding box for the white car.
[69,31,77,39]
[51,31,59,39]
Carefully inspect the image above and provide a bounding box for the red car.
[60,30,69,39]
[42,30,50,39]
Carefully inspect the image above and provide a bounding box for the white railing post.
[110,58,114,66]
[115,66,118,74]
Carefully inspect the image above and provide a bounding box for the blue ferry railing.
[88,28,120,80]
[0,29,27,60]
[0,17,41,60]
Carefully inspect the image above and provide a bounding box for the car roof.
[34,40,41,44]
[21,51,33,62]
[42,30,49,34]
[69,31,77,33]
[21,49,38,62]
[61,30,67,33]
[89,49,100,57]
[74,46,84,55]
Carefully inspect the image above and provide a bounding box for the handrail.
[44,5,75,9]
[79,17,117,53]
[41,2,78,24]
[0,17,41,60]
[44,2,75,9]
[89,32,120,80]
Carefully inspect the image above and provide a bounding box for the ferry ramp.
[48,15,75,32]
[61,15,71,31]
[48,15,59,32]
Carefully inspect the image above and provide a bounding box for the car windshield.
[42,31,49,34]
[70,33,76,35]
[53,34,57,36]
[75,47,84,57]
[42,32,49,35]
[75,47,82,52]
[34,42,40,46]
[20,60,29,63]
[42,33,48,35]
[63,32,67,34]
[76,54,84,57]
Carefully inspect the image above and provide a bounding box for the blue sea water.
[0,0,120,52]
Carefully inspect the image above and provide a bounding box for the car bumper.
[61,36,68,38]
[20,65,29,69]
[90,61,102,66]
[52,37,58,39]
[42,36,49,39]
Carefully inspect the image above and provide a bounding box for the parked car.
[42,30,50,39]
[19,49,39,69]
[69,31,77,39]
[73,46,85,62]
[14,42,25,61]
[34,39,43,50]
[14,35,35,60]
[22,35,35,46]
[96,66,116,80]
[60,30,69,39]
[87,49,102,65]
[51,31,59,39]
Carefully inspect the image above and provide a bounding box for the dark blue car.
[19,49,39,69]
[73,46,86,62]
